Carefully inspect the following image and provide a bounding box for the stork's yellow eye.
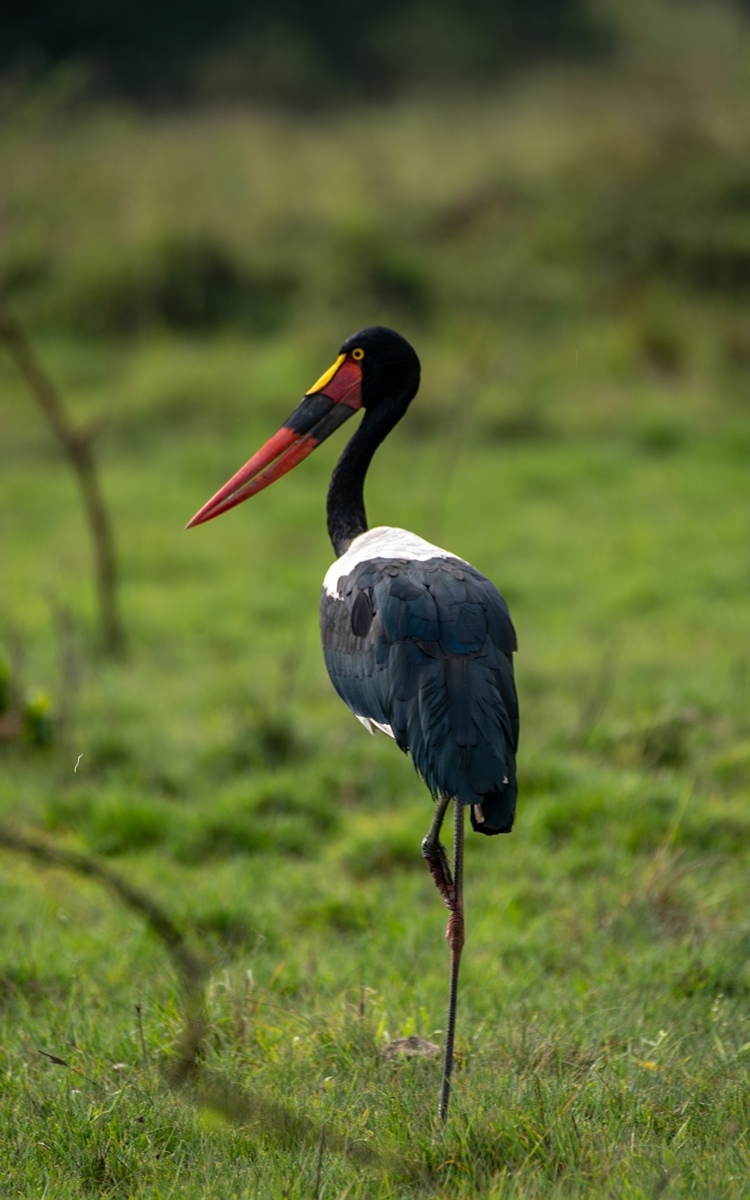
[351,347,365,361]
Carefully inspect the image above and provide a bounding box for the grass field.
[2,9,750,1196]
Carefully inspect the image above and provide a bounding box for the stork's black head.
[339,326,421,416]
[186,326,421,528]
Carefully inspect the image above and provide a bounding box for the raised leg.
[439,800,465,1123]
[421,794,454,909]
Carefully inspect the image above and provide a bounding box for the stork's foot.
[421,835,455,910]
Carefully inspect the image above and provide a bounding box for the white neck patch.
[323,526,460,596]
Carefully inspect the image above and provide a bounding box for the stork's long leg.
[421,794,454,908]
[439,799,465,1123]
[421,796,466,1121]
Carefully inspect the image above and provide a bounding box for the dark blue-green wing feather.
[321,556,519,835]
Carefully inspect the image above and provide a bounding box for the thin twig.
[0,303,126,656]
[0,823,394,1173]
[0,824,205,1079]
[135,1003,150,1070]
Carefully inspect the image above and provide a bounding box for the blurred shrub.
[202,705,308,780]
[0,652,55,748]
[672,948,750,999]
[637,306,687,376]
[44,791,94,834]
[91,795,174,855]
[333,230,434,325]
[590,707,702,771]
[2,0,608,106]
[0,657,10,717]
[633,416,688,457]
[677,811,750,855]
[593,150,750,300]
[176,770,341,864]
[533,786,611,846]
[722,318,750,370]
[516,758,574,796]
[712,741,750,788]
[43,775,336,861]
[193,905,256,953]
[342,822,422,878]
[86,731,135,771]
[295,893,374,933]
[529,783,683,855]
[20,687,55,746]
[44,788,175,854]
[0,250,53,294]
[0,965,72,1011]
[480,406,556,445]
[43,237,297,338]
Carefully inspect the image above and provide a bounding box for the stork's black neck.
[326,404,399,557]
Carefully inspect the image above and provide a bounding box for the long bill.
[186,354,363,528]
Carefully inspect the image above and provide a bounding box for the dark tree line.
[4,0,609,104]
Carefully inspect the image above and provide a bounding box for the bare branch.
[0,825,205,996]
[0,824,206,1080]
[0,303,126,656]
[0,824,389,1169]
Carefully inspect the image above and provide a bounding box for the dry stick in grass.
[135,1003,150,1070]
[0,825,383,1170]
[0,824,206,1082]
[0,304,126,657]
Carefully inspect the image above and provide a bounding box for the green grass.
[2,13,750,1196]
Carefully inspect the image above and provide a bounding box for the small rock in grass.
[382,1036,440,1060]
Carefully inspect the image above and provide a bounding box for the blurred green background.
[1,2,750,1196]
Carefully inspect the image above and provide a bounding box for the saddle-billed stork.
[187,326,519,1122]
